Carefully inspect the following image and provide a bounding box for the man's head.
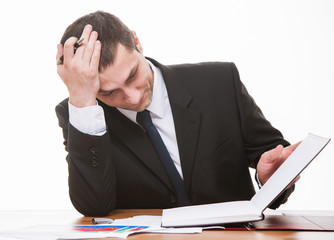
[59,11,153,112]
[60,11,137,72]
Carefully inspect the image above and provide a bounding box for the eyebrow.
[98,89,111,94]
[98,64,138,94]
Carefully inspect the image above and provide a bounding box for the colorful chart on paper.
[74,225,149,233]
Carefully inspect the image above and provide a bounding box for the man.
[56,11,298,217]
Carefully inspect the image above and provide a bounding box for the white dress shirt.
[68,60,183,178]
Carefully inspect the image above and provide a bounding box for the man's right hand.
[56,24,101,108]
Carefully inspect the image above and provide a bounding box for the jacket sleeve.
[231,63,295,209]
[55,99,116,216]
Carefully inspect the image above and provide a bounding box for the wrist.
[69,94,97,108]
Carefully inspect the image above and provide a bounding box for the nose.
[123,87,141,105]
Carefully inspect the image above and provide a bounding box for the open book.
[162,133,330,227]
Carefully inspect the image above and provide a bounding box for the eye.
[102,91,113,96]
[127,68,138,83]
[100,89,119,96]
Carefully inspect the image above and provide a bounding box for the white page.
[162,200,261,227]
[251,133,330,212]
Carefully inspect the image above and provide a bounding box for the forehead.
[99,44,138,85]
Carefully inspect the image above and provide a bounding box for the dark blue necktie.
[136,110,190,206]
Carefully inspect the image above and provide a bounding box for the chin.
[122,103,146,112]
[137,99,151,112]
[125,96,151,112]
[135,105,147,112]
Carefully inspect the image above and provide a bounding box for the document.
[162,133,330,227]
[0,216,202,240]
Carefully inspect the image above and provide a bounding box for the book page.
[251,133,330,212]
[162,200,261,227]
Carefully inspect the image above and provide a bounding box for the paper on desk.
[112,215,162,227]
[0,215,202,240]
[0,225,78,240]
[108,215,202,235]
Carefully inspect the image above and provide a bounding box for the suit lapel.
[170,103,201,192]
[102,105,173,191]
[151,59,202,192]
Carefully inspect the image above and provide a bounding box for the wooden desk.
[1,209,334,240]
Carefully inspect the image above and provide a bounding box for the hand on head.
[56,24,101,108]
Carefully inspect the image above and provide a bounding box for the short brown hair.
[60,11,136,71]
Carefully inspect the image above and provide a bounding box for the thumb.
[281,142,301,160]
[264,144,284,163]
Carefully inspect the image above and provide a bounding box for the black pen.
[92,217,114,224]
[57,38,85,65]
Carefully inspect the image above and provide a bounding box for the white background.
[0,0,333,211]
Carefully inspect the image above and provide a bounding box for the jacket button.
[90,147,98,155]
[169,195,177,204]
[91,160,98,168]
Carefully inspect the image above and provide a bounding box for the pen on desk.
[56,38,85,65]
[92,217,114,224]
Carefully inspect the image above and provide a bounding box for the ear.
[132,30,143,54]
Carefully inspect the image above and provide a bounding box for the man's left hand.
[257,142,301,185]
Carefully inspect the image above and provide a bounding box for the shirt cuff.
[256,172,263,188]
[68,101,107,136]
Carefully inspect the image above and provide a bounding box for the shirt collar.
[146,60,166,119]
[117,59,166,122]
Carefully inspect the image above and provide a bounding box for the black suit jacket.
[56,59,293,216]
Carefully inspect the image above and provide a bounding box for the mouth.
[131,93,144,109]
[136,90,152,111]
[138,92,145,106]
[127,93,146,112]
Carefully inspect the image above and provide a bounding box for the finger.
[74,24,93,60]
[286,142,301,152]
[56,44,64,66]
[263,144,283,164]
[294,175,301,183]
[56,44,63,60]
[282,142,301,160]
[63,36,78,65]
[83,31,99,65]
[90,40,101,70]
